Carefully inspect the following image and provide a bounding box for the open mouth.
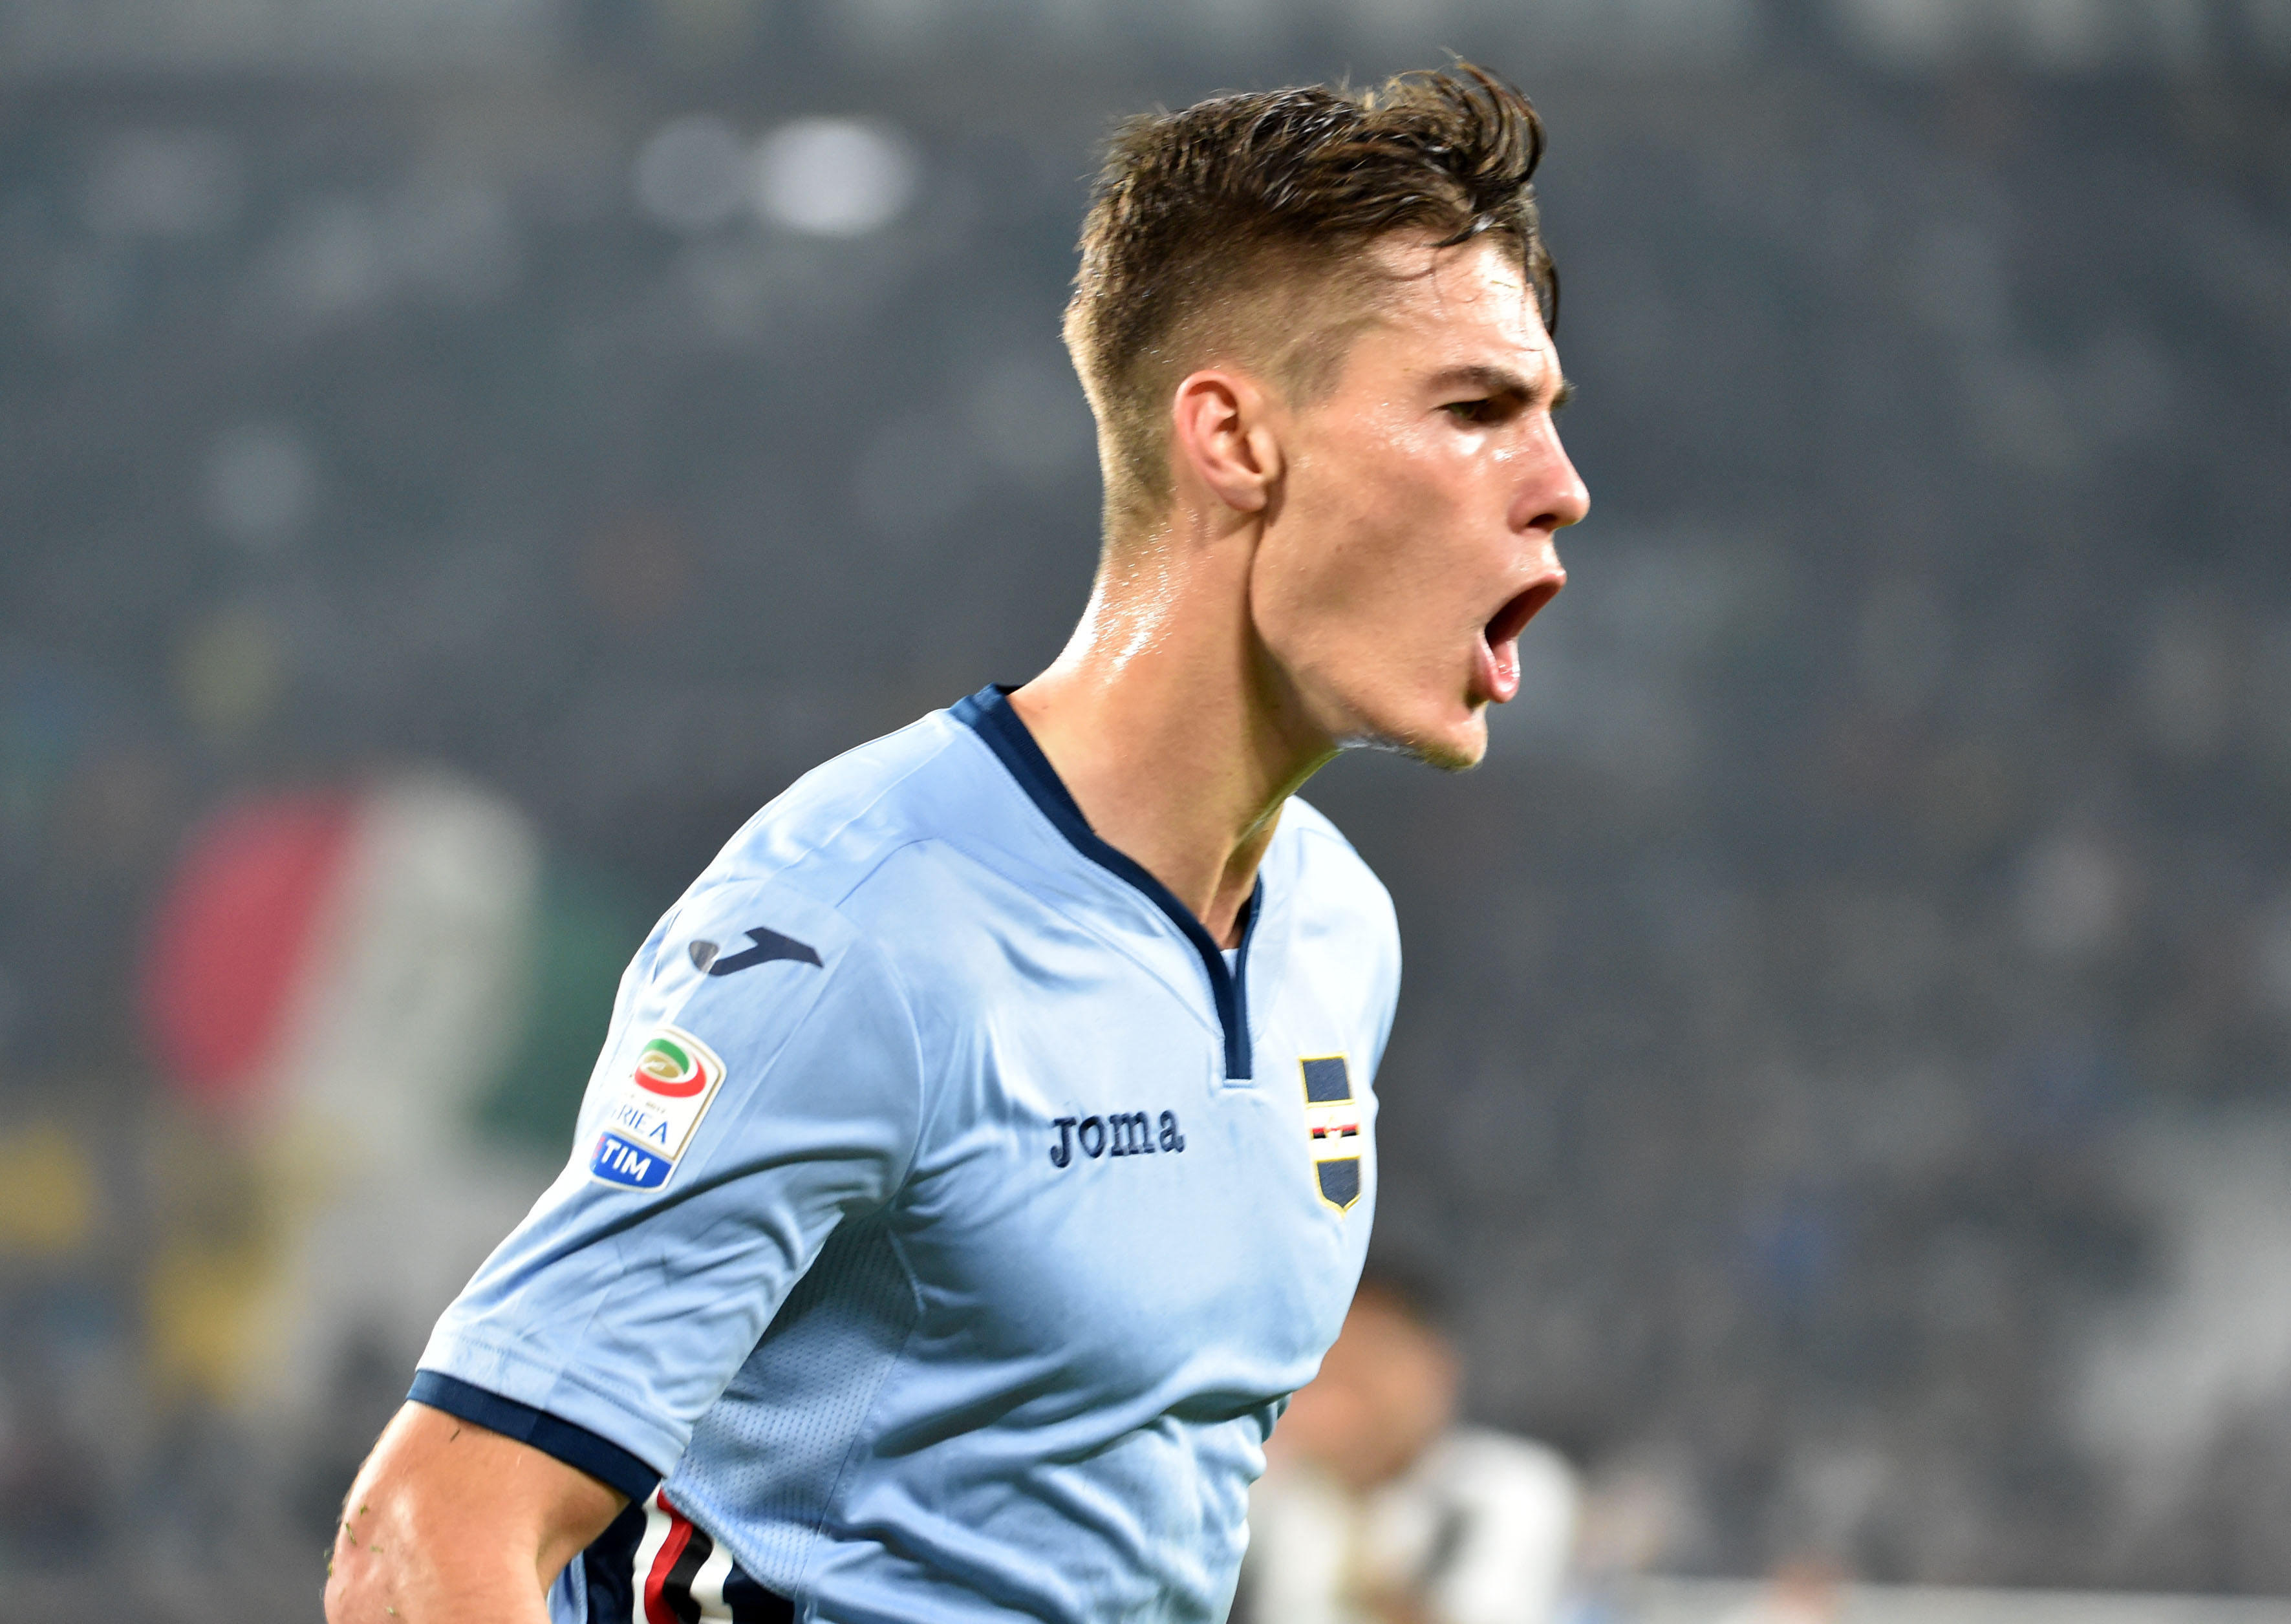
[1477,580,1562,704]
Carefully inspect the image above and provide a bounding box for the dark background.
[3,0,2290,1612]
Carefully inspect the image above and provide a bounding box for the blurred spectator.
[1715,1561,1845,1624]
[1238,1268,1579,1624]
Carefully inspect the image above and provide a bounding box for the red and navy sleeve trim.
[408,1369,662,1503]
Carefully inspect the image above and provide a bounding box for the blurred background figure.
[1712,1561,1845,1624]
[1238,1266,1580,1624]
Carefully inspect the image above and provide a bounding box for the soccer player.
[1236,1265,1580,1624]
[325,63,1586,1624]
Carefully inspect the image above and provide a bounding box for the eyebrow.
[1429,363,1574,411]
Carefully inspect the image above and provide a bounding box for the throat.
[1006,674,1302,943]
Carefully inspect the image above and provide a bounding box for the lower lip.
[1476,635,1521,705]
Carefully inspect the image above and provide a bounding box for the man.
[1236,1266,1580,1624]
[325,64,1586,1624]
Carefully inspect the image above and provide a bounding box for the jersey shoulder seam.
[687,717,971,906]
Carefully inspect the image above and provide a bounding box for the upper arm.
[413,877,930,1478]
[325,1401,625,1624]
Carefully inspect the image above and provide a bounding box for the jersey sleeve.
[412,875,927,1489]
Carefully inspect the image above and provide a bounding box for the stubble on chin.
[1335,705,1489,773]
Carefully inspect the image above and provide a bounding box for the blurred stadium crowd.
[1,0,2289,1614]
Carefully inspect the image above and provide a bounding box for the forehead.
[1350,235,1554,381]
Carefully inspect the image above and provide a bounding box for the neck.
[1008,509,1336,948]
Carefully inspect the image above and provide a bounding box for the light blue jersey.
[413,687,1401,1624]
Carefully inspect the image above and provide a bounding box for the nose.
[1511,419,1589,536]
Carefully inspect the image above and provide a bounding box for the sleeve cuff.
[408,1369,662,1504]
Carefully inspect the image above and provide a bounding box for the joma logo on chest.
[1049,1111,1185,1167]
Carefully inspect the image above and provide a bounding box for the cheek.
[1282,434,1466,611]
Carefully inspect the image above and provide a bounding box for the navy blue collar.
[952,684,1259,1080]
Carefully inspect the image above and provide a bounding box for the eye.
[1443,398,1496,424]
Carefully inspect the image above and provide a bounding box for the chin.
[1338,701,1489,773]
[1418,720,1490,773]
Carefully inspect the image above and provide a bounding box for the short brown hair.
[1063,65,1555,536]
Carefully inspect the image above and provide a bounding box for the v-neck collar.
[951,684,1261,1080]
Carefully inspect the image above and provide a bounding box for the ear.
[1168,368,1283,516]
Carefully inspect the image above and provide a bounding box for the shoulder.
[632,709,1007,1027]
[1280,795,1398,943]
[700,708,989,904]
[1280,794,1375,870]
[646,703,1053,1016]
[576,725,987,1182]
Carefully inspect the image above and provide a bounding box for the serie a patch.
[1299,1054,1362,1212]
[589,1025,728,1191]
